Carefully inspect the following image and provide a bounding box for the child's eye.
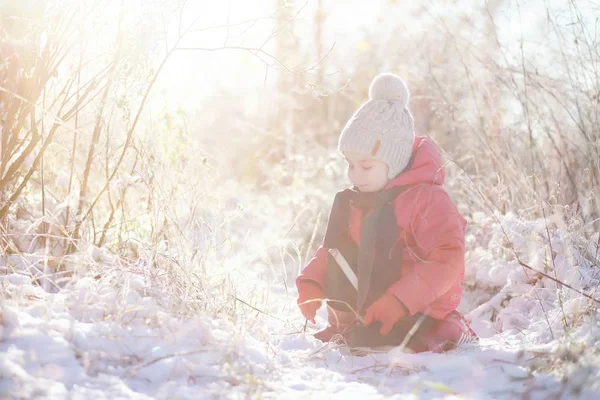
[363,165,372,170]
[348,164,354,169]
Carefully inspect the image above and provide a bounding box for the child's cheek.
[349,169,362,184]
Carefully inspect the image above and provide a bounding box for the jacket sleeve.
[386,190,466,316]
[296,247,328,290]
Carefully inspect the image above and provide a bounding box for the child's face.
[344,151,390,192]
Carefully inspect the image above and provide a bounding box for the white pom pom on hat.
[368,72,409,107]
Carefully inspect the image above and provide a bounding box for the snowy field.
[2,200,600,399]
[2,0,600,397]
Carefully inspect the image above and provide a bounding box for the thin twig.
[126,349,210,377]
[232,295,284,322]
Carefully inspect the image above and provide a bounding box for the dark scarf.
[323,186,404,310]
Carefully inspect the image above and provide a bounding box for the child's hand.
[364,293,408,335]
[297,281,324,324]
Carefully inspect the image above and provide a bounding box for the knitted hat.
[338,73,415,179]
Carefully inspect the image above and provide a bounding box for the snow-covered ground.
[2,205,600,399]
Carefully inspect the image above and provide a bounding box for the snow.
[2,170,600,399]
[3,208,600,399]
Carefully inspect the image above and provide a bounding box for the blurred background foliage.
[1,0,598,271]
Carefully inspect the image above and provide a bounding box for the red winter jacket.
[297,137,466,320]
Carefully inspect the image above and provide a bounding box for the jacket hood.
[385,136,445,189]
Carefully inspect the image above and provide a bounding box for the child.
[296,73,478,353]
